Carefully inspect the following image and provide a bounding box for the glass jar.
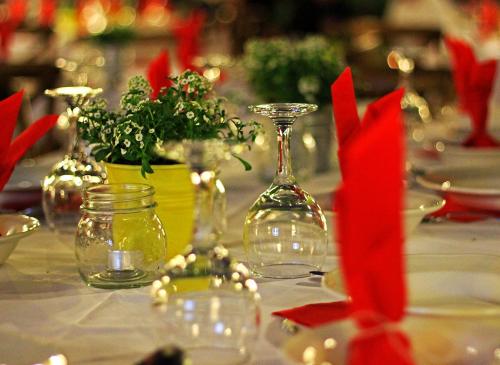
[76,183,167,289]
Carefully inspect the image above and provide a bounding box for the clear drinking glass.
[243,103,328,279]
[75,183,166,289]
[42,87,106,239]
[152,140,260,365]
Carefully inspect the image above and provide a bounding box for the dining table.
[0,158,499,365]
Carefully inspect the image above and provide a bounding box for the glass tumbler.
[76,183,167,289]
[243,103,328,279]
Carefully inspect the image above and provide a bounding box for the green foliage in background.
[79,70,261,175]
[243,35,344,106]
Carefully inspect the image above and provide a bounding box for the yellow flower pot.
[105,162,195,260]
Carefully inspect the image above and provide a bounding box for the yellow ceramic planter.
[105,162,195,260]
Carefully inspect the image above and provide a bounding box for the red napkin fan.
[172,10,206,71]
[445,37,499,147]
[147,50,172,99]
[0,91,58,191]
[333,69,413,365]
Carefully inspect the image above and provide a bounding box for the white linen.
[0,168,499,365]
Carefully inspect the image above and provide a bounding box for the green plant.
[79,70,261,175]
[243,35,344,105]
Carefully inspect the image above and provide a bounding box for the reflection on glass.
[152,140,260,365]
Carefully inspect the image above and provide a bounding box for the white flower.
[149,128,155,134]
[105,128,111,134]
[188,75,195,82]
[124,126,132,134]
[203,115,210,123]
[186,111,195,119]
[121,148,127,155]
[106,120,113,125]
[135,133,143,142]
[140,141,144,148]
[124,139,131,147]
[181,79,188,85]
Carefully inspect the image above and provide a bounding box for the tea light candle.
[108,250,135,271]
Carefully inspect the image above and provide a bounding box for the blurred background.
[1,0,499,213]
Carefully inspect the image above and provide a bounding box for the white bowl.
[416,165,500,211]
[0,214,40,264]
[316,190,444,239]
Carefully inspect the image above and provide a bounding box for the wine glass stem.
[191,171,216,252]
[273,122,295,185]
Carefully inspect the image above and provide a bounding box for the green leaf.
[232,153,252,171]
[94,149,109,162]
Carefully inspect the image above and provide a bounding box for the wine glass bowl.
[244,103,328,279]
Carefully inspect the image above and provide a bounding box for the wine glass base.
[186,346,250,365]
[251,263,319,279]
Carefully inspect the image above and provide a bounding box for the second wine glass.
[243,103,328,279]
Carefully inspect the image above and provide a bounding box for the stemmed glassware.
[243,103,328,279]
[151,140,260,365]
[42,87,106,239]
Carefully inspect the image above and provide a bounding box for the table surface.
[1,166,499,365]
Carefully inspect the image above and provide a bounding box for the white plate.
[322,254,500,317]
[316,190,444,238]
[416,165,500,211]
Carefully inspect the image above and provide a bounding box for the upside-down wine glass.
[151,140,260,365]
[243,103,328,279]
[42,87,106,239]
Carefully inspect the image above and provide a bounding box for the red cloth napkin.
[39,0,57,27]
[429,193,500,222]
[0,91,58,191]
[334,76,413,364]
[147,50,172,99]
[273,301,351,328]
[173,10,205,71]
[445,37,499,147]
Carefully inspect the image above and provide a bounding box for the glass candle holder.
[75,183,167,289]
[243,103,328,279]
[152,140,260,365]
[42,86,106,240]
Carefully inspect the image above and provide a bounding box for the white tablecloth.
[1,167,499,365]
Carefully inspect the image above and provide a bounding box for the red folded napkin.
[334,75,413,364]
[39,0,57,27]
[429,193,500,222]
[147,50,172,99]
[273,301,351,328]
[0,91,58,191]
[173,10,205,71]
[445,37,499,147]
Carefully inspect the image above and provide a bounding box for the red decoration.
[172,10,205,71]
[147,50,172,99]
[445,37,499,147]
[0,91,58,191]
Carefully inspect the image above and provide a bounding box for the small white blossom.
[148,128,155,134]
[135,133,143,142]
[121,148,127,155]
[181,79,188,85]
[140,141,144,148]
[124,139,131,147]
[188,75,195,82]
[124,127,132,134]
[105,128,111,134]
[106,120,113,125]
[186,111,195,119]
[203,115,210,123]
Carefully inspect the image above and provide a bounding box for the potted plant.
[243,35,344,174]
[78,70,260,259]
